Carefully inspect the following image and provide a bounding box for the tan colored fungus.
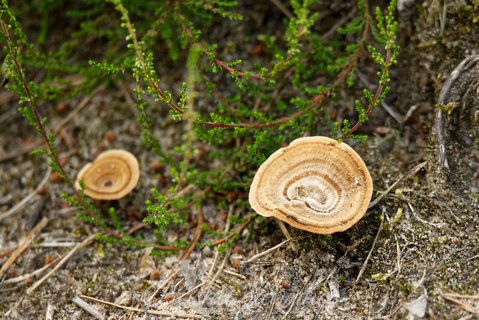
[75,149,140,200]
[249,136,373,234]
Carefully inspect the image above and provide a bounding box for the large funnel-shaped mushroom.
[249,136,373,234]
[75,149,140,200]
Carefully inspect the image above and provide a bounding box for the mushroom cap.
[249,136,373,234]
[75,149,140,200]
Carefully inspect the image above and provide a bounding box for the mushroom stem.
[275,219,299,252]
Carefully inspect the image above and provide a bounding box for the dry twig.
[355,219,384,284]
[222,269,246,280]
[211,214,255,246]
[242,238,295,266]
[0,166,51,221]
[3,253,65,284]
[148,269,181,302]
[0,216,49,279]
[369,161,427,208]
[27,233,96,294]
[79,294,200,318]
[442,292,479,300]
[72,296,106,320]
[180,206,204,260]
[441,293,479,315]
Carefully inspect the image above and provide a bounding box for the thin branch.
[0,20,71,184]
[241,238,296,265]
[211,214,255,246]
[202,93,329,130]
[342,49,391,138]
[180,206,204,260]
[334,2,370,86]
[177,12,296,80]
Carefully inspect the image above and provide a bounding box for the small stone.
[280,279,290,289]
[202,246,213,257]
[163,293,174,302]
[231,259,240,269]
[149,268,162,280]
[104,131,117,143]
[50,173,64,184]
[230,254,243,269]
[149,160,163,172]
[55,102,68,113]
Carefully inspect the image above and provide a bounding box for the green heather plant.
[0,0,399,251]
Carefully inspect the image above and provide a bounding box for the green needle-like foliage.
[1,0,400,250]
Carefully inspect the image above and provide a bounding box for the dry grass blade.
[3,253,65,284]
[355,219,384,284]
[0,216,48,279]
[180,206,204,260]
[200,249,230,304]
[26,233,96,294]
[148,269,182,302]
[369,161,427,208]
[79,294,200,318]
[281,272,314,320]
[443,292,479,300]
[441,293,479,315]
[0,166,51,221]
[242,238,295,265]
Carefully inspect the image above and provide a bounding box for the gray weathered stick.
[72,296,105,320]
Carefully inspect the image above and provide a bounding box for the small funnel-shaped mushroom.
[75,149,140,200]
[249,136,373,234]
